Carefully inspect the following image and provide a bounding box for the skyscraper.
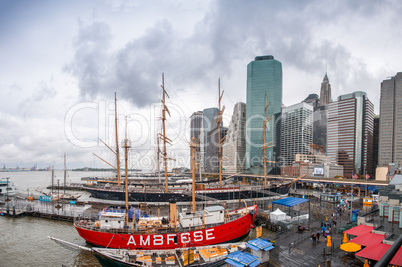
[310,73,333,153]
[245,55,282,174]
[200,108,219,171]
[378,73,402,167]
[280,102,313,166]
[373,115,379,172]
[327,92,374,177]
[205,126,228,173]
[320,73,332,106]
[222,102,247,173]
[190,111,203,171]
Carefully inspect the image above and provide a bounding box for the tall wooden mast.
[190,136,197,214]
[218,79,225,187]
[157,136,161,183]
[263,91,274,187]
[122,116,131,227]
[160,73,172,193]
[115,92,122,187]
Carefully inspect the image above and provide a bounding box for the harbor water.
[0,171,114,267]
[0,171,271,266]
[0,216,101,267]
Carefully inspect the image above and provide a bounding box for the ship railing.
[74,218,244,235]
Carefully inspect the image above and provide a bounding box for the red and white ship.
[75,77,257,250]
[74,203,257,250]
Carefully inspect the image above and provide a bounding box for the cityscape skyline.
[1,1,401,169]
[1,66,396,171]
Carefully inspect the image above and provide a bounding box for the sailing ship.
[74,76,258,250]
[74,201,257,250]
[42,158,81,201]
[83,78,288,203]
[49,236,246,267]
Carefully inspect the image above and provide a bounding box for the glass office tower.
[245,55,282,174]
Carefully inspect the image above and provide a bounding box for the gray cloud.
[4,0,398,169]
[65,0,398,113]
[18,81,57,118]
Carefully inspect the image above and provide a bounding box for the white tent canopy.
[270,208,286,222]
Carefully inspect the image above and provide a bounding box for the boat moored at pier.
[74,203,257,250]
[0,178,18,196]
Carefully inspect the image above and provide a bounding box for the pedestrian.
[312,234,317,245]
[333,220,337,229]
[322,225,326,236]
[317,232,320,242]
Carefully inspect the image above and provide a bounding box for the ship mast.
[190,136,197,214]
[115,93,122,187]
[92,93,121,183]
[160,73,172,193]
[218,79,225,187]
[157,136,161,183]
[122,116,131,227]
[263,91,274,187]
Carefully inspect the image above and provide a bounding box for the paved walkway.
[264,199,365,266]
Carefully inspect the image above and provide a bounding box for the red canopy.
[390,247,402,266]
[349,233,386,247]
[344,225,374,236]
[356,243,391,261]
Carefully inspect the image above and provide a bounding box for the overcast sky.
[1,0,401,170]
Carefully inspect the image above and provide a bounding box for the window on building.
[393,210,400,223]
[384,206,389,217]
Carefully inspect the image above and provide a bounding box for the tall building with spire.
[320,73,332,106]
[245,55,282,174]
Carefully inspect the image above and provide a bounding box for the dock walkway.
[0,196,95,222]
[266,197,368,266]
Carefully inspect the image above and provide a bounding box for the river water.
[0,171,115,267]
[0,171,271,267]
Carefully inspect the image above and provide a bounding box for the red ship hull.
[75,206,257,250]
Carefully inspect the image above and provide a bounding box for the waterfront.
[0,171,371,266]
[0,171,110,266]
[0,170,115,201]
[0,216,101,267]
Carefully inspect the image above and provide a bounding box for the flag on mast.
[366,174,370,180]
[352,173,358,180]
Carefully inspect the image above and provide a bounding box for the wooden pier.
[0,196,96,222]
